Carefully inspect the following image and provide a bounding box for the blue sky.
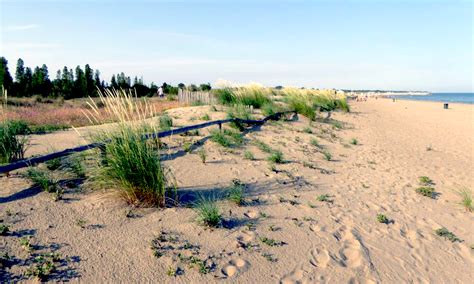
[1,0,472,91]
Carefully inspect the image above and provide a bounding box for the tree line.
[0,57,212,99]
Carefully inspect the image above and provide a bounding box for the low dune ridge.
[1,99,473,282]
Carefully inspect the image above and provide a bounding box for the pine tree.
[0,57,13,90]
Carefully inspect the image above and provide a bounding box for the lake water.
[393,93,474,104]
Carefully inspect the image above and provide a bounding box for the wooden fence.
[0,111,296,174]
[178,89,217,105]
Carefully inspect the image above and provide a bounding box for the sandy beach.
[1,98,473,283]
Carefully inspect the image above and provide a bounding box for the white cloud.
[5,24,39,31]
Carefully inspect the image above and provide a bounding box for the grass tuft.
[227,179,245,205]
[322,151,332,161]
[210,128,243,148]
[376,214,389,224]
[416,186,435,198]
[456,187,473,212]
[243,150,255,160]
[26,168,58,193]
[194,197,222,227]
[267,150,284,164]
[435,227,461,242]
[418,176,433,186]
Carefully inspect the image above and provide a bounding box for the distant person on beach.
[158,86,164,98]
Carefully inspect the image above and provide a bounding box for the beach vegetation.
[456,187,473,212]
[254,140,273,153]
[197,148,206,163]
[194,197,222,227]
[45,158,62,171]
[322,151,332,161]
[416,186,435,198]
[227,179,245,205]
[317,194,331,202]
[435,227,461,242]
[210,128,243,147]
[350,138,358,145]
[303,127,313,134]
[159,114,173,130]
[83,88,175,207]
[243,150,255,160]
[419,176,434,186]
[376,214,389,224]
[201,113,210,121]
[310,138,320,148]
[26,168,58,193]
[267,150,284,164]
[0,224,9,235]
[259,237,285,247]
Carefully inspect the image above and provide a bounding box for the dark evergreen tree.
[0,57,13,91]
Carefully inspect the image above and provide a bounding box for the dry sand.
[1,99,473,283]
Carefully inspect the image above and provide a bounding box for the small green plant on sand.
[201,113,211,121]
[310,138,320,148]
[25,254,59,281]
[210,129,243,148]
[317,194,331,202]
[418,176,433,186]
[75,219,88,229]
[46,158,62,171]
[267,150,284,164]
[0,224,9,235]
[183,141,192,153]
[194,197,222,227]
[416,186,435,198]
[259,237,285,247]
[19,237,33,251]
[322,151,332,161]
[350,138,358,145]
[26,168,58,193]
[376,214,389,224]
[243,150,255,160]
[227,179,245,205]
[254,140,273,153]
[197,148,206,163]
[456,187,473,212]
[435,227,461,242]
[167,266,177,277]
[262,253,278,262]
[303,127,313,134]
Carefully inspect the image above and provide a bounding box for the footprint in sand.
[280,268,305,284]
[222,258,249,278]
[309,248,330,268]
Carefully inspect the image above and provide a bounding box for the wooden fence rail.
[0,111,295,174]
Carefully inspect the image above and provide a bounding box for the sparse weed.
[303,127,313,134]
[259,237,285,247]
[310,138,320,148]
[210,128,243,148]
[19,237,33,251]
[243,150,255,160]
[376,214,389,224]
[416,186,435,198]
[46,158,62,171]
[227,179,245,206]
[194,197,222,227]
[262,253,278,262]
[26,168,58,193]
[0,224,9,235]
[419,176,433,186]
[317,194,331,202]
[267,150,284,164]
[435,227,461,242]
[254,140,273,153]
[75,219,88,229]
[201,113,211,121]
[322,151,332,161]
[167,266,177,277]
[198,148,207,163]
[456,187,473,212]
[183,141,192,153]
[350,138,358,145]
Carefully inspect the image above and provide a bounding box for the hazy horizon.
[1,0,472,92]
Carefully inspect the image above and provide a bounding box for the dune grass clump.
[0,88,28,164]
[233,84,271,108]
[201,113,210,121]
[267,150,284,164]
[0,223,9,235]
[435,227,461,242]
[350,138,358,145]
[213,88,236,105]
[210,128,243,147]
[456,187,473,212]
[310,138,320,148]
[243,150,255,160]
[83,88,174,207]
[317,194,331,202]
[197,148,206,163]
[194,197,222,227]
[322,151,332,161]
[227,179,245,205]
[285,93,316,121]
[254,140,273,153]
[26,168,58,193]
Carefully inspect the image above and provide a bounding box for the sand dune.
[1,99,473,283]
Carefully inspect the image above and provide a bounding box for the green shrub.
[286,95,316,120]
[194,197,222,227]
[46,158,62,171]
[261,102,278,116]
[267,150,284,164]
[317,194,331,202]
[0,224,9,235]
[159,114,173,130]
[310,138,320,147]
[350,138,358,145]
[201,113,211,121]
[303,127,313,134]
